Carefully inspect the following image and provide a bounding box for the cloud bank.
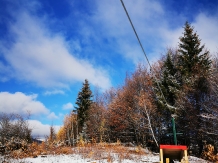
[62,102,74,110]
[0,11,111,90]
[0,91,61,138]
[28,120,61,139]
[89,0,218,63]
[0,92,49,115]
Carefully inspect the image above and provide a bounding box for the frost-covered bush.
[0,113,32,153]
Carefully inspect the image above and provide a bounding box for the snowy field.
[1,154,211,163]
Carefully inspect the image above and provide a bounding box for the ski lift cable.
[120,0,171,109]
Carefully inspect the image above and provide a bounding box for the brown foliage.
[86,101,107,142]
[201,144,218,162]
[57,112,78,145]
[56,126,66,141]
[108,65,158,144]
[9,141,73,159]
[72,141,148,162]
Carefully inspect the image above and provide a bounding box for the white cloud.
[44,90,65,96]
[91,0,218,64]
[160,26,183,49]
[1,0,217,91]
[193,13,218,54]
[91,0,166,64]
[47,112,59,120]
[160,12,218,56]
[62,102,73,110]
[0,92,49,115]
[28,120,61,138]
[0,11,111,90]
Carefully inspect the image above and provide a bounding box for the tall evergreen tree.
[178,22,211,82]
[155,49,181,144]
[161,49,180,109]
[177,22,211,156]
[75,79,93,133]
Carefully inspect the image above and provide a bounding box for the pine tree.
[155,49,181,144]
[178,21,211,82]
[75,79,93,134]
[177,22,211,119]
[161,49,180,109]
[177,22,212,156]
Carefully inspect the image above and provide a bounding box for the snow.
[2,154,211,163]
[2,154,159,163]
[0,146,211,163]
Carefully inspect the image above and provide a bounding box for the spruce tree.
[156,49,181,144]
[178,21,211,82]
[177,22,211,117]
[177,22,211,156]
[75,79,93,133]
[161,49,180,108]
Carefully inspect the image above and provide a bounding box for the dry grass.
[73,139,148,162]
[1,139,149,163]
[7,142,74,159]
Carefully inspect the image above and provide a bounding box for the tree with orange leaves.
[108,65,158,146]
[86,88,108,142]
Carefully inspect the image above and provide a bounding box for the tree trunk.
[143,104,159,147]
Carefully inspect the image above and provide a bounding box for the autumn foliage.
[55,22,218,161]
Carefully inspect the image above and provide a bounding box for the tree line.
[57,22,218,157]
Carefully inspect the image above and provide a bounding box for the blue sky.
[0,0,218,138]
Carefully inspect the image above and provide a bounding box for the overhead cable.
[120,0,170,108]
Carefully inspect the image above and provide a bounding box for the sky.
[0,0,218,138]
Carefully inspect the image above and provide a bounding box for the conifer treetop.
[178,21,211,77]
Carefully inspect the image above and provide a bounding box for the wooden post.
[160,149,163,163]
[184,150,188,163]
[160,148,163,163]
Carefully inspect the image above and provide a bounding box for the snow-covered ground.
[2,154,211,163]
[0,146,211,163]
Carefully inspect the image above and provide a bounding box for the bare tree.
[48,125,56,144]
[0,112,32,152]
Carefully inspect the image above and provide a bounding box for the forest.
[56,22,218,158]
[0,22,218,161]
